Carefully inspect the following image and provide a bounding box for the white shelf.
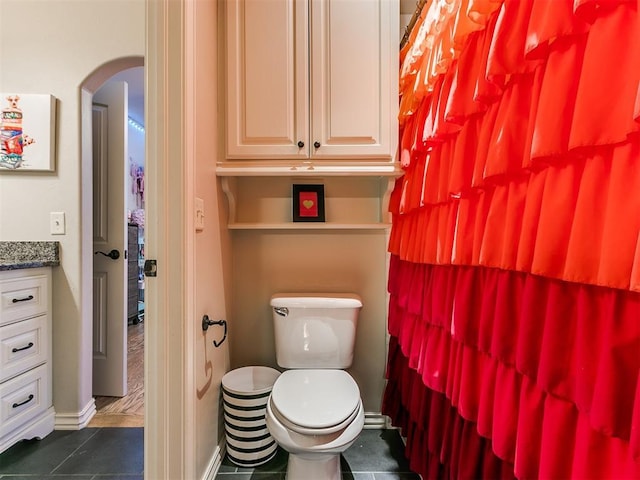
[228,222,391,230]
[218,168,398,228]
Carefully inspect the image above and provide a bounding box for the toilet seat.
[270,370,360,434]
[270,397,361,436]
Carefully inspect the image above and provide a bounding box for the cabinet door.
[225,0,309,159]
[310,0,398,160]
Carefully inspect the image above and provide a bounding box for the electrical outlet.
[50,212,65,235]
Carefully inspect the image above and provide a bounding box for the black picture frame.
[292,184,325,222]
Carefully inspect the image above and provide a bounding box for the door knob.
[313,141,321,148]
[297,141,304,148]
[94,249,120,260]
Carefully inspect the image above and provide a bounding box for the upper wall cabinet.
[223,0,399,164]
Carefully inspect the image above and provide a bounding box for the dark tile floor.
[216,429,420,480]
[0,428,143,480]
[0,428,419,480]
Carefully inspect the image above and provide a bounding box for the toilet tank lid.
[270,293,362,309]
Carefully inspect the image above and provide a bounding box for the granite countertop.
[0,241,60,270]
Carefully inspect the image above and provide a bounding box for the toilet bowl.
[265,370,365,479]
[265,294,365,480]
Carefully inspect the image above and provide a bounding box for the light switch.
[50,212,65,235]
[195,197,205,232]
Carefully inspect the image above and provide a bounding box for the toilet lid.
[271,370,360,430]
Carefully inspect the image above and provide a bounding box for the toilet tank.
[270,293,363,369]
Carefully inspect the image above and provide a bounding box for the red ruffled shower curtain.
[382,0,640,478]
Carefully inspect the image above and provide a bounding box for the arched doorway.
[79,56,145,426]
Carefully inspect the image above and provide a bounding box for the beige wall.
[191,0,232,473]
[0,0,144,421]
[230,229,389,414]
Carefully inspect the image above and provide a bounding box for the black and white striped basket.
[222,366,281,467]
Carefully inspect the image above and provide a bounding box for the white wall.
[0,0,144,422]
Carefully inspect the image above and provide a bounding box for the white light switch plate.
[50,212,65,235]
[195,197,205,231]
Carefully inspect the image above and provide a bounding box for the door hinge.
[143,259,157,277]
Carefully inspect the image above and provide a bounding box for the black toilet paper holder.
[202,315,227,347]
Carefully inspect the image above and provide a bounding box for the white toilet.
[265,293,365,480]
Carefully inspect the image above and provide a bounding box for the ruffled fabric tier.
[390,138,640,291]
[383,338,516,479]
[400,0,504,123]
[386,257,640,479]
[384,332,640,480]
[400,0,640,143]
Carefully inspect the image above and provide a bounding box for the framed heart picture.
[292,184,325,222]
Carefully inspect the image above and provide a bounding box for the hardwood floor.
[89,321,144,427]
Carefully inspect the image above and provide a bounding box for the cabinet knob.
[297,141,304,148]
[314,141,321,148]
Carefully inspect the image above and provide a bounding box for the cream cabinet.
[0,267,54,453]
[223,0,399,163]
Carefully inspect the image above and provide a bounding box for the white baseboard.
[201,445,223,480]
[54,398,96,430]
[364,412,391,429]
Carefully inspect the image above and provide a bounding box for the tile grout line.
[49,428,103,475]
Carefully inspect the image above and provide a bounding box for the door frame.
[144,0,199,475]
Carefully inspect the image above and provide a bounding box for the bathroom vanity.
[0,242,58,453]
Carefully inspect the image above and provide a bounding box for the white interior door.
[92,81,128,397]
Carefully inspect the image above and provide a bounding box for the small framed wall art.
[292,184,325,222]
[0,93,56,171]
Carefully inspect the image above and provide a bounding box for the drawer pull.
[12,394,34,408]
[12,295,34,303]
[12,342,34,353]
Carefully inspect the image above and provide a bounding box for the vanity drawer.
[0,315,48,382]
[0,364,50,438]
[0,274,48,326]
